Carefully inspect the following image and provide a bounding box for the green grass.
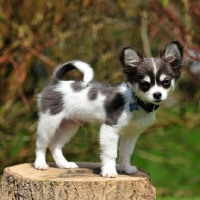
[132,125,200,197]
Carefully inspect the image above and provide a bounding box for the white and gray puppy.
[34,41,184,178]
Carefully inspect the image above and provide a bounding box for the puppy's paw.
[101,165,118,178]
[34,161,49,170]
[65,162,79,169]
[57,160,79,169]
[124,166,138,174]
[119,165,138,174]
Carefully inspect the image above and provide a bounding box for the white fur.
[151,58,157,76]
[100,124,119,177]
[72,60,94,85]
[160,74,167,82]
[143,75,151,83]
[34,56,177,178]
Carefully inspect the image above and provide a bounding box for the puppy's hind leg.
[34,115,62,170]
[34,134,50,170]
[49,120,79,169]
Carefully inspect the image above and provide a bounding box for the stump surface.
[0,162,156,200]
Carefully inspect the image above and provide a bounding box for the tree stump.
[0,162,156,200]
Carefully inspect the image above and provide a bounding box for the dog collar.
[136,98,159,114]
[125,82,159,113]
[129,93,138,112]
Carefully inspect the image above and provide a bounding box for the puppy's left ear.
[160,41,184,78]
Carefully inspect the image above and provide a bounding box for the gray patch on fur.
[71,81,85,92]
[88,87,98,100]
[40,85,63,115]
[104,92,125,125]
[88,81,125,126]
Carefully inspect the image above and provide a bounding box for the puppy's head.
[119,41,184,105]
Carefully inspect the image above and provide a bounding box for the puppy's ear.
[160,40,184,71]
[119,47,143,74]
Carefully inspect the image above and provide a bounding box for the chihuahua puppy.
[34,41,184,178]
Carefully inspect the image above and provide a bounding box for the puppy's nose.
[153,92,162,100]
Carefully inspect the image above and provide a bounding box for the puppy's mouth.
[149,99,163,105]
[154,99,162,103]
[140,98,162,106]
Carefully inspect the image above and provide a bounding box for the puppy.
[34,41,184,178]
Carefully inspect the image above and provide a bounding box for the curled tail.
[52,60,94,85]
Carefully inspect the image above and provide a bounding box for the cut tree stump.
[0,162,156,200]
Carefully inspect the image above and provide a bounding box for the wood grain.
[0,163,156,200]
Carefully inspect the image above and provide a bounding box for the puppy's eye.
[140,81,150,89]
[162,79,170,87]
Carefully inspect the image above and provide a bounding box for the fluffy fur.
[34,41,184,178]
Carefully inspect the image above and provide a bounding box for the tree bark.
[0,162,156,200]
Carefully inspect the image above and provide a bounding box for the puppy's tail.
[52,60,94,85]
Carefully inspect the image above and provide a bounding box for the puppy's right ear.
[119,47,143,74]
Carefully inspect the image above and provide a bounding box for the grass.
[132,124,200,197]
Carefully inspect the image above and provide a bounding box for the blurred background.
[0,0,200,199]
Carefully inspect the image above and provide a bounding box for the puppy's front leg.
[118,133,140,174]
[100,124,119,178]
